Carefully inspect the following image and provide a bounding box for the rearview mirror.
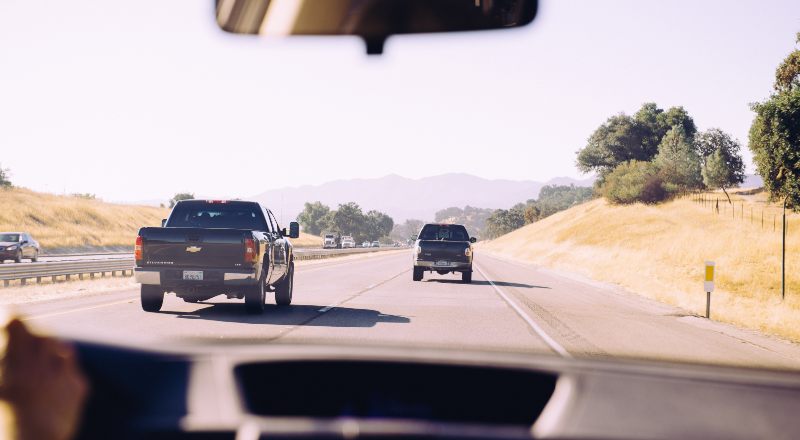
[470,237,477,243]
[215,0,538,54]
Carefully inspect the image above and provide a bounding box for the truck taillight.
[134,235,143,262]
[244,238,256,264]
[465,247,472,257]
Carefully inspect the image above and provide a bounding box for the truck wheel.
[413,267,423,281]
[141,285,164,312]
[462,271,472,284]
[31,251,38,263]
[275,261,294,306]
[245,276,267,314]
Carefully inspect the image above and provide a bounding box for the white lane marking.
[475,264,572,358]
[315,270,407,314]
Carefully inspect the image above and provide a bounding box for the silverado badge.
[185,246,202,253]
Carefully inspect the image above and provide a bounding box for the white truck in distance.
[341,236,355,248]
[323,233,340,249]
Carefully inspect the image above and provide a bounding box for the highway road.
[16,251,800,370]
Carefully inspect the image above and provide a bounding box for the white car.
[371,241,381,248]
[362,241,371,248]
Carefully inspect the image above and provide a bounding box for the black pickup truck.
[134,200,299,314]
[412,223,476,283]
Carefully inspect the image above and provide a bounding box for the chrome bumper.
[134,269,161,285]
[415,260,472,270]
[134,268,257,285]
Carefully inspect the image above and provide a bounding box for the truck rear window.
[418,225,469,241]
[166,203,268,230]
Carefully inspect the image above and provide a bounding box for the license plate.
[183,270,203,281]
[435,260,450,267]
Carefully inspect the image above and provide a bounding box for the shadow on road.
[162,303,410,328]
[425,279,549,289]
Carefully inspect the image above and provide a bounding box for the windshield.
[3,0,800,378]
[0,234,20,242]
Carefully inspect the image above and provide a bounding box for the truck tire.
[462,271,472,284]
[275,261,294,306]
[31,251,38,262]
[141,285,164,312]
[245,275,267,314]
[413,267,423,281]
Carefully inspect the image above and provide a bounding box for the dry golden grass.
[292,232,322,248]
[0,188,323,250]
[481,191,800,342]
[0,188,167,250]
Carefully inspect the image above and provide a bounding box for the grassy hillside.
[0,188,168,250]
[0,188,322,250]
[481,192,800,342]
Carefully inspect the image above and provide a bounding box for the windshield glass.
[0,234,20,242]
[3,0,800,376]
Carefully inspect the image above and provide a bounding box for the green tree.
[485,208,525,239]
[328,202,366,240]
[654,126,703,193]
[0,164,11,188]
[365,210,394,241]
[696,129,745,203]
[576,114,650,178]
[602,160,666,204]
[750,33,800,208]
[577,103,697,181]
[169,192,194,208]
[775,32,800,92]
[656,106,697,141]
[296,201,331,235]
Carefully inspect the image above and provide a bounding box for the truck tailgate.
[418,240,470,262]
[139,227,250,269]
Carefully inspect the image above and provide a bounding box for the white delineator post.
[704,261,715,319]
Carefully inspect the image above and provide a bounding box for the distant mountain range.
[251,173,595,223]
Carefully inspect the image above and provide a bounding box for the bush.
[602,160,667,204]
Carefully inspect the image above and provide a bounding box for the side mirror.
[161,219,167,227]
[287,222,300,239]
[470,237,477,243]
[410,234,418,241]
[20,240,28,245]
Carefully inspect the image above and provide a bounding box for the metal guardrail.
[0,247,407,286]
[0,258,134,287]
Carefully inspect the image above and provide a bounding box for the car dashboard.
[71,339,800,440]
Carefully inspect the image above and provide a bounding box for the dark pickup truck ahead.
[134,200,299,314]
[412,223,476,283]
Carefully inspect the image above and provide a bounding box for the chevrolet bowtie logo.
[186,246,202,253]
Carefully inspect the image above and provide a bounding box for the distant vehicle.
[0,232,40,263]
[413,223,476,283]
[323,232,341,249]
[134,200,300,314]
[362,241,371,248]
[341,236,356,248]
[371,241,381,248]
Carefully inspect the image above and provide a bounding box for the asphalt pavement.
[15,251,800,370]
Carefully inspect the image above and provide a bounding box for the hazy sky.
[1,0,799,203]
